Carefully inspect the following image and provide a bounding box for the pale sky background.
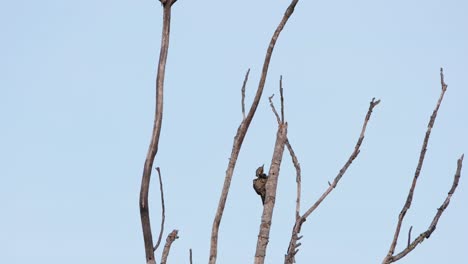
[1,1,467,263]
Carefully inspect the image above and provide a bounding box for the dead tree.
[136,0,463,263]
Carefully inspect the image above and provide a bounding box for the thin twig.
[139,1,176,263]
[241,69,250,120]
[269,94,281,125]
[153,168,166,252]
[280,76,285,124]
[284,98,380,264]
[189,248,193,264]
[407,226,413,248]
[389,155,463,263]
[161,230,179,264]
[209,1,299,263]
[383,68,449,263]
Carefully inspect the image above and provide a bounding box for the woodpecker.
[253,165,268,205]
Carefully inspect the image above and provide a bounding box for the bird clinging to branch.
[253,165,268,205]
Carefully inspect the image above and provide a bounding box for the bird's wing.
[253,179,263,196]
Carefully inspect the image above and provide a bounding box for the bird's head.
[255,165,264,177]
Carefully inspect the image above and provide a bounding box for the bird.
[253,165,268,205]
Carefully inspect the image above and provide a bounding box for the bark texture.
[254,124,288,264]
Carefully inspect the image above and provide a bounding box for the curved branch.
[153,168,166,252]
[139,2,176,263]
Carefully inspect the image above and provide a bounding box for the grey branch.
[389,155,463,263]
[382,68,455,264]
[153,168,166,252]
[160,230,179,264]
[285,98,380,264]
[208,1,298,263]
[280,76,285,123]
[254,123,288,264]
[241,69,250,120]
[139,2,176,264]
[252,77,290,263]
[268,79,301,220]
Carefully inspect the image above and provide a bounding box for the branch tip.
[241,68,251,120]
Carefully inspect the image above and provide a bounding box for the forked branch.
[390,155,463,262]
[382,68,463,264]
[268,79,301,220]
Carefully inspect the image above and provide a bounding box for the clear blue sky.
[2,1,467,263]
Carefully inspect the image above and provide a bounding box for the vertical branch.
[139,1,176,263]
[280,76,285,124]
[189,248,193,264]
[241,69,250,120]
[254,78,289,263]
[254,123,288,264]
[407,226,413,248]
[160,230,179,264]
[383,68,448,263]
[268,80,301,219]
[209,1,299,263]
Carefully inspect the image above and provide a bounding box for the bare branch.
[153,168,166,252]
[285,98,380,264]
[407,226,413,248]
[255,123,288,264]
[140,2,176,263]
[209,1,299,263]
[160,230,179,264]
[189,248,193,264]
[383,68,449,263]
[288,141,302,221]
[389,155,463,263]
[280,76,285,124]
[254,77,293,263]
[268,84,301,220]
[283,140,302,264]
[241,69,250,120]
[269,94,281,124]
[302,98,380,219]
